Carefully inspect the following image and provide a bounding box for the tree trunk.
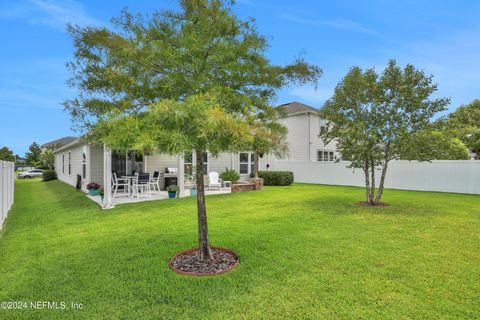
[369,158,375,205]
[374,160,389,205]
[195,149,211,261]
[363,161,370,203]
[253,151,260,178]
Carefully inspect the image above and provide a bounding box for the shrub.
[258,171,294,186]
[42,169,57,181]
[220,168,240,183]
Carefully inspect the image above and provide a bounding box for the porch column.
[103,144,114,209]
[177,154,185,197]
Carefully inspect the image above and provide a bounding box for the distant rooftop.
[277,101,318,115]
[42,136,77,148]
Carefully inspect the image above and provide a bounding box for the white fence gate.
[1,161,14,230]
[273,160,480,195]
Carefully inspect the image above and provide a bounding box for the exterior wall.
[145,151,272,185]
[280,112,339,162]
[308,113,339,161]
[55,143,89,192]
[280,114,310,161]
[90,145,104,187]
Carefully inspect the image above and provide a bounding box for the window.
[319,119,328,135]
[239,152,254,174]
[62,154,65,174]
[317,150,334,162]
[202,152,208,174]
[184,151,193,176]
[82,152,86,179]
[68,152,71,175]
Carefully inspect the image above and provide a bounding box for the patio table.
[121,175,136,196]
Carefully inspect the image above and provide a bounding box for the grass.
[0,179,479,319]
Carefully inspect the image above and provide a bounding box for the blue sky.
[1,0,479,155]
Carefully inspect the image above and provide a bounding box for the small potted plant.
[167,184,179,199]
[86,182,101,196]
[185,170,197,196]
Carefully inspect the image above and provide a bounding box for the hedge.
[42,169,57,181]
[257,171,294,186]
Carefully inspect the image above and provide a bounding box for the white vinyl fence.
[1,161,15,229]
[273,160,480,195]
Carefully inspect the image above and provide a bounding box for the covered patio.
[97,146,231,209]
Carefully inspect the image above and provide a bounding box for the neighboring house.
[278,102,339,162]
[52,102,338,192]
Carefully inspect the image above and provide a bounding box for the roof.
[42,136,77,148]
[52,138,85,153]
[277,101,318,116]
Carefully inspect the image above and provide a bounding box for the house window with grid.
[184,151,193,176]
[317,150,334,162]
[239,152,254,174]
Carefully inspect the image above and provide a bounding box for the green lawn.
[0,179,479,319]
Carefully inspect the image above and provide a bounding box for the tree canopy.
[438,99,480,159]
[320,59,450,205]
[0,147,15,162]
[25,142,42,167]
[65,0,321,260]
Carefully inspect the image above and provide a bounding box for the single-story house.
[52,102,338,207]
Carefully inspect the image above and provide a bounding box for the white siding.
[90,145,104,186]
[280,112,339,162]
[55,143,89,191]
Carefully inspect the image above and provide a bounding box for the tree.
[40,146,56,169]
[65,0,321,261]
[25,142,42,167]
[0,147,15,162]
[401,131,470,160]
[439,100,480,159]
[320,59,450,206]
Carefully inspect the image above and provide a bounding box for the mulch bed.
[170,247,239,276]
[354,201,390,207]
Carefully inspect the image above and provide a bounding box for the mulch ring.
[170,247,239,276]
[354,201,390,207]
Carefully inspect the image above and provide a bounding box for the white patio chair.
[132,173,152,198]
[112,172,129,197]
[149,171,161,192]
[207,171,222,190]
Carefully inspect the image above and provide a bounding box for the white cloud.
[0,0,102,31]
[279,13,381,37]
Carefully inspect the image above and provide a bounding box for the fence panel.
[273,160,480,195]
[1,160,15,230]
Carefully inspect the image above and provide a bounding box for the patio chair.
[112,172,129,197]
[207,171,222,190]
[149,171,160,192]
[132,173,152,198]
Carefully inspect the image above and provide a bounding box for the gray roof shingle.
[277,101,318,115]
